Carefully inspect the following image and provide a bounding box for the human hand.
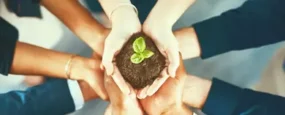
[69,57,108,100]
[101,6,141,95]
[183,75,212,109]
[173,27,201,60]
[139,54,192,115]
[103,66,143,115]
[138,20,180,97]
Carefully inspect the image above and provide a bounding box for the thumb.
[166,46,180,78]
[175,53,187,81]
[101,47,115,76]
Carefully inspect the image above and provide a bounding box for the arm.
[0,79,99,115]
[0,79,75,115]
[183,76,285,115]
[144,0,196,29]
[192,0,285,59]
[10,42,89,80]
[41,0,107,53]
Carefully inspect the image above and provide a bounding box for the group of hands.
[67,5,204,115]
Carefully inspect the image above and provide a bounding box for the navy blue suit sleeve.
[202,78,285,115]
[0,79,75,115]
[193,0,285,59]
[0,17,18,75]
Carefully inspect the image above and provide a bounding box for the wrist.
[71,58,99,102]
[175,27,201,59]
[111,7,141,33]
[182,75,212,109]
[74,20,107,48]
[69,56,94,80]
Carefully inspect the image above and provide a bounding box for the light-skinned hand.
[103,66,143,115]
[139,54,192,115]
[69,56,108,100]
[101,7,141,95]
[137,22,180,97]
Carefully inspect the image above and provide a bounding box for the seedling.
[131,37,154,64]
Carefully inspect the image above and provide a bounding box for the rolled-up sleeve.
[0,17,19,76]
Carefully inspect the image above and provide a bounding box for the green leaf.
[133,37,146,53]
[142,50,154,58]
[130,53,145,64]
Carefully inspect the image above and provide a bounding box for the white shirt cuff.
[67,80,84,110]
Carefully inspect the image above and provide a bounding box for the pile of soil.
[116,33,166,89]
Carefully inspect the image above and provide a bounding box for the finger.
[86,76,108,100]
[104,104,112,115]
[101,47,115,76]
[146,68,169,96]
[126,83,136,99]
[137,85,149,99]
[101,32,119,75]
[112,66,131,95]
[175,53,187,81]
[166,46,180,78]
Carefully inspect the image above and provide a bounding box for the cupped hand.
[139,54,192,115]
[138,22,180,97]
[104,66,143,115]
[101,8,141,95]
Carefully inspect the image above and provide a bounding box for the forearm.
[145,0,196,28]
[98,0,140,31]
[41,0,105,49]
[175,27,201,59]
[10,42,86,79]
[182,75,211,109]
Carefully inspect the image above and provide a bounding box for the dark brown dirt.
[116,32,166,89]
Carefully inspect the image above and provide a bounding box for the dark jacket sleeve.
[0,17,19,75]
[202,78,285,115]
[193,0,285,59]
[0,79,75,115]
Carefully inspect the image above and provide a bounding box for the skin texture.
[10,42,108,100]
[174,27,201,60]
[139,0,197,98]
[183,75,212,109]
[41,0,107,55]
[116,33,166,89]
[99,0,142,95]
[139,54,193,115]
[104,67,143,115]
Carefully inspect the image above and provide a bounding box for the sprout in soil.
[130,37,154,64]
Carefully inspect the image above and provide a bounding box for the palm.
[140,77,183,114]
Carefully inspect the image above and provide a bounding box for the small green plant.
[131,37,154,64]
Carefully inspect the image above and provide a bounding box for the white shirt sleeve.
[67,80,84,110]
